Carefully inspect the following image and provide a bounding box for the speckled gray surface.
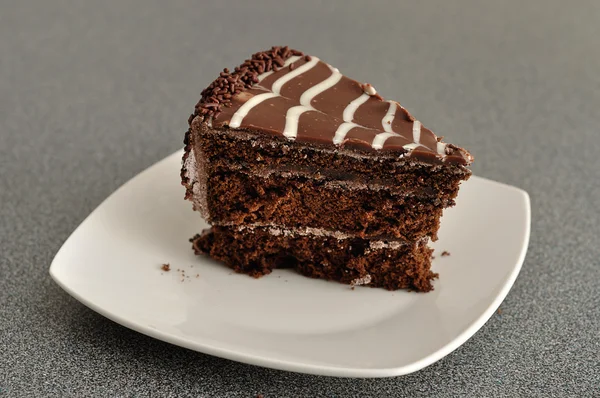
[1,1,599,397]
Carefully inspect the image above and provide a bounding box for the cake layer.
[192,226,436,292]
[190,122,470,195]
[205,169,450,241]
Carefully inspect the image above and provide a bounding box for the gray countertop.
[1,1,599,396]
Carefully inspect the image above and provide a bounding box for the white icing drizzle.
[257,55,302,82]
[382,101,396,132]
[271,56,320,95]
[403,142,422,150]
[331,93,372,144]
[342,93,370,122]
[229,92,278,128]
[299,68,342,106]
[375,109,425,153]
[437,141,447,155]
[231,56,320,130]
[371,132,399,150]
[282,66,343,139]
[333,122,358,145]
[283,105,312,139]
[412,120,421,143]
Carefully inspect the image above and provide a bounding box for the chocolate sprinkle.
[181,46,299,195]
[192,46,304,121]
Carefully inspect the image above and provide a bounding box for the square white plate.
[50,150,530,378]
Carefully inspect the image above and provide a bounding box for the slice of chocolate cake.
[182,46,472,292]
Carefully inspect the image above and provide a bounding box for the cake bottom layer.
[191,226,436,292]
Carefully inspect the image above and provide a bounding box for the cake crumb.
[161,263,171,272]
[497,308,502,315]
[351,274,372,287]
[362,83,377,96]
[441,251,450,257]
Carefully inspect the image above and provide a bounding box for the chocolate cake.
[182,46,472,292]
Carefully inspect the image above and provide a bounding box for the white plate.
[50,150,530,378]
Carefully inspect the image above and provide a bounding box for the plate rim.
[49,150,531,378]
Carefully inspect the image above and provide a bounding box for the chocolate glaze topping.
[191,46,472,165]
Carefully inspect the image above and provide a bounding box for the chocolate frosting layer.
[192,46,472,165]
